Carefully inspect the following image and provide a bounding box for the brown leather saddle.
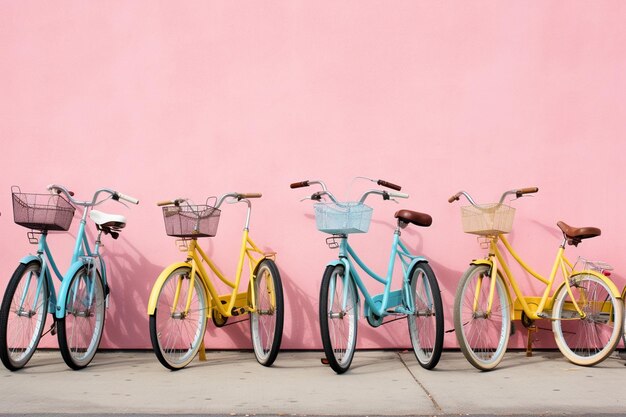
[557,221,600,246]
[394,209,432,227]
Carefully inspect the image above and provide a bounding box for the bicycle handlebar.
[47,184,139,207]
[290,181,310,189]
[291,177,407,204]
[448,187,539,206]
[376,179,401,191]
[157,193,262,208]
[115,192,140,205]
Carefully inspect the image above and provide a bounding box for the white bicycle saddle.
[90,210,127,229]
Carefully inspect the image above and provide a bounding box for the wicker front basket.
[460,203,515,235]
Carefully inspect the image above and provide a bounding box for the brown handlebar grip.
[54,188,75,197]
[518,187,539,194]
[240,193,262,199]
[290,181,310,189]
[377,180,401,191]
[448,193,462,203]
[157,200,173,206]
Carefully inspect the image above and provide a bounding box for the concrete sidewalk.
[1,350,625,416]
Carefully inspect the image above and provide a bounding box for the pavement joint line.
[396,352,442,413]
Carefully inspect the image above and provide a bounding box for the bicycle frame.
[474,234,622,321]
[19,209,106,319]
[330,229,428,319]
[146,222,272,319]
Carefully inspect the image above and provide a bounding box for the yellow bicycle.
[147,192,284,370]
[449,187,623,371]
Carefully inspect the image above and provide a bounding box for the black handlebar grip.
[377,180,401,191]
[290,181,310,189]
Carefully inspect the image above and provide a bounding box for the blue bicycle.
[292,177,444,373]
[0,184,138,370]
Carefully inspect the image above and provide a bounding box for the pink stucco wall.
[1,2,625,351]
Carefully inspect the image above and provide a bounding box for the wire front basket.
[12,190,76,231]
[460,203,515,236]
[162,204,221,238]
[314,202,373,234]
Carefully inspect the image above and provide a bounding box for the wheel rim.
[251,264,277,363]
[457,266,509,367]
[408,267,436,364]
[154,269,206,367]
[553,273,622,362]
[64,271,105,366]
[5,265,46,367]
[326,268,357,367]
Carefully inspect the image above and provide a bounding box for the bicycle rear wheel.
[0,261,48,371]
[319,264,358,374]
[454,264,511,371]
[407,262,444,370]
[552,272,623,366]
[149,266,208,370]
[250,259,284,366]
[57,266,105,370]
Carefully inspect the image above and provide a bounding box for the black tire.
[0,261,48,371]
[319,264,358,374]
[407,262,444,370]
[149,266,208,370]
[57,266,106,370]
[249,259,284,366]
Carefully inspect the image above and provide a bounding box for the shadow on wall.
[99,233,162,349]
[278,268,320,349]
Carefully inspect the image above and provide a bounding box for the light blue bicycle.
[0,184,138,370]
[292,177,444,373]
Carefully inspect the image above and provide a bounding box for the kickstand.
[199,339,206,362]
[526,325,537,357]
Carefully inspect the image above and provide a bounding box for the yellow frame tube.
[190,231,267,318]
[486,247,498,314]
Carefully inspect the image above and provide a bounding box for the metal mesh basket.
[314,202,373,234]
[162,205,221,238]
[460,203,515,235]
[12,191,75,231]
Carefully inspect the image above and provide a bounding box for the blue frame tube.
[337,231,416,317]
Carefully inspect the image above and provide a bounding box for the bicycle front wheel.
[57,266,106,370]
[149,266,208,370]
[407,262,444,370]
[250,259,284,366]
[319,264,358,374]
[454,264,511,371]
[552,272,623,366]
[0,261,48,371]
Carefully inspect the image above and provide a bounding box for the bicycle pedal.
[231,307,246,316]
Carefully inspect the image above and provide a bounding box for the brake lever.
[300,192,325,203]
[511,194,535,202]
